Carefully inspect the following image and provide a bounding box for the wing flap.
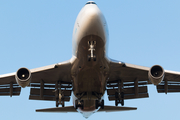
[107,86,147,95]
[108,93,149,100]
[0,83,21,96]
[29,82,72,101]
[29,95,70,101]
[157,80,180,93]
[107,79,149,101]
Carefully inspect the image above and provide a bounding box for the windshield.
[86,1,96,5]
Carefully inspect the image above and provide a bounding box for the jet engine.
[148,65,165,85]
[15,67,31,88]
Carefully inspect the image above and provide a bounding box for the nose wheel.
[87,55,96,61]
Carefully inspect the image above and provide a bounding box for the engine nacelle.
[15,67,31,88]
[148,65,165,85]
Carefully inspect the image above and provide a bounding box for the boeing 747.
[0,1,180,118]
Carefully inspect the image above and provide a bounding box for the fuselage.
[71,2,109,118]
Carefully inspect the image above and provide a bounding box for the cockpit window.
[86,1,96,5]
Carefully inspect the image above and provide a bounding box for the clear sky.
[0,0,180,120]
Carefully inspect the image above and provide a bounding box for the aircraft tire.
[95,100,99,109]
[75,100,78,109]
[93,55,96,61]
[115,100,118,106]
[101,100,104,109]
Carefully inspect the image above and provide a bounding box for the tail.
[98,106,137,112]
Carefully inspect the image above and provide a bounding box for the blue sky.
[0,0,180,120]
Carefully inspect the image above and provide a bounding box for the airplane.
[0,1,180,119]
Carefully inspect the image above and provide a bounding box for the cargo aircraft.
[1,1,180,118]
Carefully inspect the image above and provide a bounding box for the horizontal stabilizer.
[36,106,77,113]
[98,106,137,112]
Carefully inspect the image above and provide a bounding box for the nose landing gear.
[88,41,96,61]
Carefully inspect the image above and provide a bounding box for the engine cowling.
[15,67,31,88]
[148,65,165,85]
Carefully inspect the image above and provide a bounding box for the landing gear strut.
[115,92,124,106]
[88,41,96,61]
[55,81,65,108]
[87,55,96,61]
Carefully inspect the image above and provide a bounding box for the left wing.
[107,59,180,105]
[0,60,72,99]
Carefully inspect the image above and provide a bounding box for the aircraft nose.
[80,6,104,34]
[86,6,100,20]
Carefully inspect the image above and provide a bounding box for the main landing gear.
[56,91,65,107]
[88,41,96,61]
[93,92,104,109]
[75,100,84,109]
[95,99,104,109]
[115,92,124,106]
[55,87,65,108]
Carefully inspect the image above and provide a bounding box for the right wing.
[107,59,180,103]
[107,60,150,102]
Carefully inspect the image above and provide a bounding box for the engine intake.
[15,67,31,88]
[148,65,165,85]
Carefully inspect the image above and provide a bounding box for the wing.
[107,60,150,102]
[0,60,72,100]
[109,59,149,82]
[157,70,180,94]
[30,60,72,84]
[107,59,180,104]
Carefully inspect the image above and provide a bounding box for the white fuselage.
[72,4,108,56]
[71,3,109,118]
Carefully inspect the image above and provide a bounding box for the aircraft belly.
[77,68,103,94]
[71,35,109,99]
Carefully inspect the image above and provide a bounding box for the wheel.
[87,55,91,61]
[115,99,118,106]
[95,100,99,109]
[56,98,59,107]
[101,100,104,109]
[56,102,59,107]
[93,55,96,61]
[62,102,65,107]
[121,99,124,106]
[75,100,78,109]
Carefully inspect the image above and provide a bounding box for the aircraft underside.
[72,35,109,111]
[1,1,180,119]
